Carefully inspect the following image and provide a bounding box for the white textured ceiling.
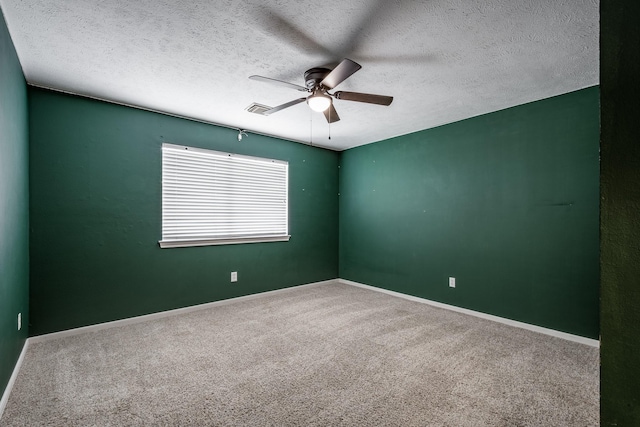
[0,0,599,151]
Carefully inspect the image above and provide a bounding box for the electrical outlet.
[231,271,238,282]
[18,313,22,331]
[449,277,456,288]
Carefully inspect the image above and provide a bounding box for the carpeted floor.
[1,282,599,426]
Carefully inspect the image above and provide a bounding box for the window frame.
[159,143,290,248]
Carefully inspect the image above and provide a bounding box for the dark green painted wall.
[339,87,600,339]
[600,0,640,424]
[28,88,339,335]
[0,9,29,398]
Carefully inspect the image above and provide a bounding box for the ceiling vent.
[245,103,272,115]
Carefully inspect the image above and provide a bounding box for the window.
[160,143,289,248]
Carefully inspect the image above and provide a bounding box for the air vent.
[245,103,272,115]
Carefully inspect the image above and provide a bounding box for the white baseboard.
[29,279,338,344]
[0,339,29,421]
[338,279,600,348]
[28,277,599,347]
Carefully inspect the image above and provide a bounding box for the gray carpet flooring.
[1,282,599,426]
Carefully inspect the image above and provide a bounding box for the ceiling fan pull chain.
[310,109,313,146]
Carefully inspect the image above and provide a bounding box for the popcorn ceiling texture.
[0,0,599,150]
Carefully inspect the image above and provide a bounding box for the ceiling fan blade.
[252,8,335,58]
[340,0,389,58]
[323,104,340,123]
[249,75,308,92]
[320,59,362,89]
[334,91,393,106]
[263,98,307,115]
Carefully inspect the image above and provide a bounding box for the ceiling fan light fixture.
[307,91,332,112]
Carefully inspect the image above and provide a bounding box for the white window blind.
[160,143,289,248]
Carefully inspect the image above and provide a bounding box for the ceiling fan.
[248,58,393,123]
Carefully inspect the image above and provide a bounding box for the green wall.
[339,87,600,339]
[0,9,29,399]
[28,88,339,335]
[600,0,640,424]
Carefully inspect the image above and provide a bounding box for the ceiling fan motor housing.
[304,68,331,90]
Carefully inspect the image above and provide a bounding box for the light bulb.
[307,92,331,112]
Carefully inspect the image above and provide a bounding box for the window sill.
[158,235,291,248]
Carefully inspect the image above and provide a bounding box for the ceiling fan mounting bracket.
[304,67,331,90]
